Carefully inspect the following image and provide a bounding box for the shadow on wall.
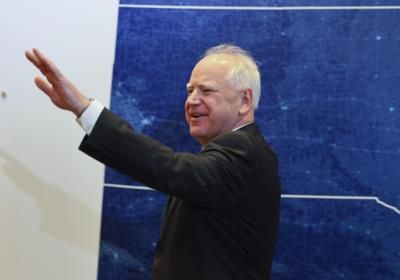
[0,148,99,255]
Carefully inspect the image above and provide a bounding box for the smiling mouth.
[190,113,207,120]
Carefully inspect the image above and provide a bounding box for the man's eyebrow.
[199,83,218,90]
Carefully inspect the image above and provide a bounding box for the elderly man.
[26,44,281,280]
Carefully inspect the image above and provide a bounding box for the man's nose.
[187,90,201,105]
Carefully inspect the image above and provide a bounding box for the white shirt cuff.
[76,99,104,135]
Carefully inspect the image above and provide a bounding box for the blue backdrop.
[98,2,400,279]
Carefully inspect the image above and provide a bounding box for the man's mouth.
[190,113,207,120]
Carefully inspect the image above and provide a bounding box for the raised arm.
[25,48,90,117]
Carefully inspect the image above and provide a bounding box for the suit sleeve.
[79,109,253,208]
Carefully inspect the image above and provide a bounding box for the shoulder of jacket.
[205,129,254,152]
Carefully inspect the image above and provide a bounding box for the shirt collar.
[232,121,253,132]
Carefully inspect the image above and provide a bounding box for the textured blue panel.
[101,6,400,280]
[274,198,400,279]
[121,0,400,7]
[98,188,166,280]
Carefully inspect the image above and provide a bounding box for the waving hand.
[25,48,90,117]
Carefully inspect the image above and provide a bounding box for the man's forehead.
[186,80,218,88]
[188,55,234,83]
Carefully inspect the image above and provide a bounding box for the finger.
[32,48,63,79]
[25,50,42,69]
[34,76,54,96]
[25,49,50,76]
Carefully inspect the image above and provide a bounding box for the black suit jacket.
[79,109,281,280]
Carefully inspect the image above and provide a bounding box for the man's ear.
[239,89,253,115]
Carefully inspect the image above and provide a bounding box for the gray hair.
[203,44,261,109]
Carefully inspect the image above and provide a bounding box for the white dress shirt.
[76,99,104,135]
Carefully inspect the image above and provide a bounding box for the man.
[26,44,281,280]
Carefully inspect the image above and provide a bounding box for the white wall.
[0,1,118,279]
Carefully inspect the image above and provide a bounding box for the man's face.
[185,54,243,145]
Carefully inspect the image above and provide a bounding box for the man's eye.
[203,89,215,94]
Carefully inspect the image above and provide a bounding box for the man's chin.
[189,129,209,145]
[190,130,203,140]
